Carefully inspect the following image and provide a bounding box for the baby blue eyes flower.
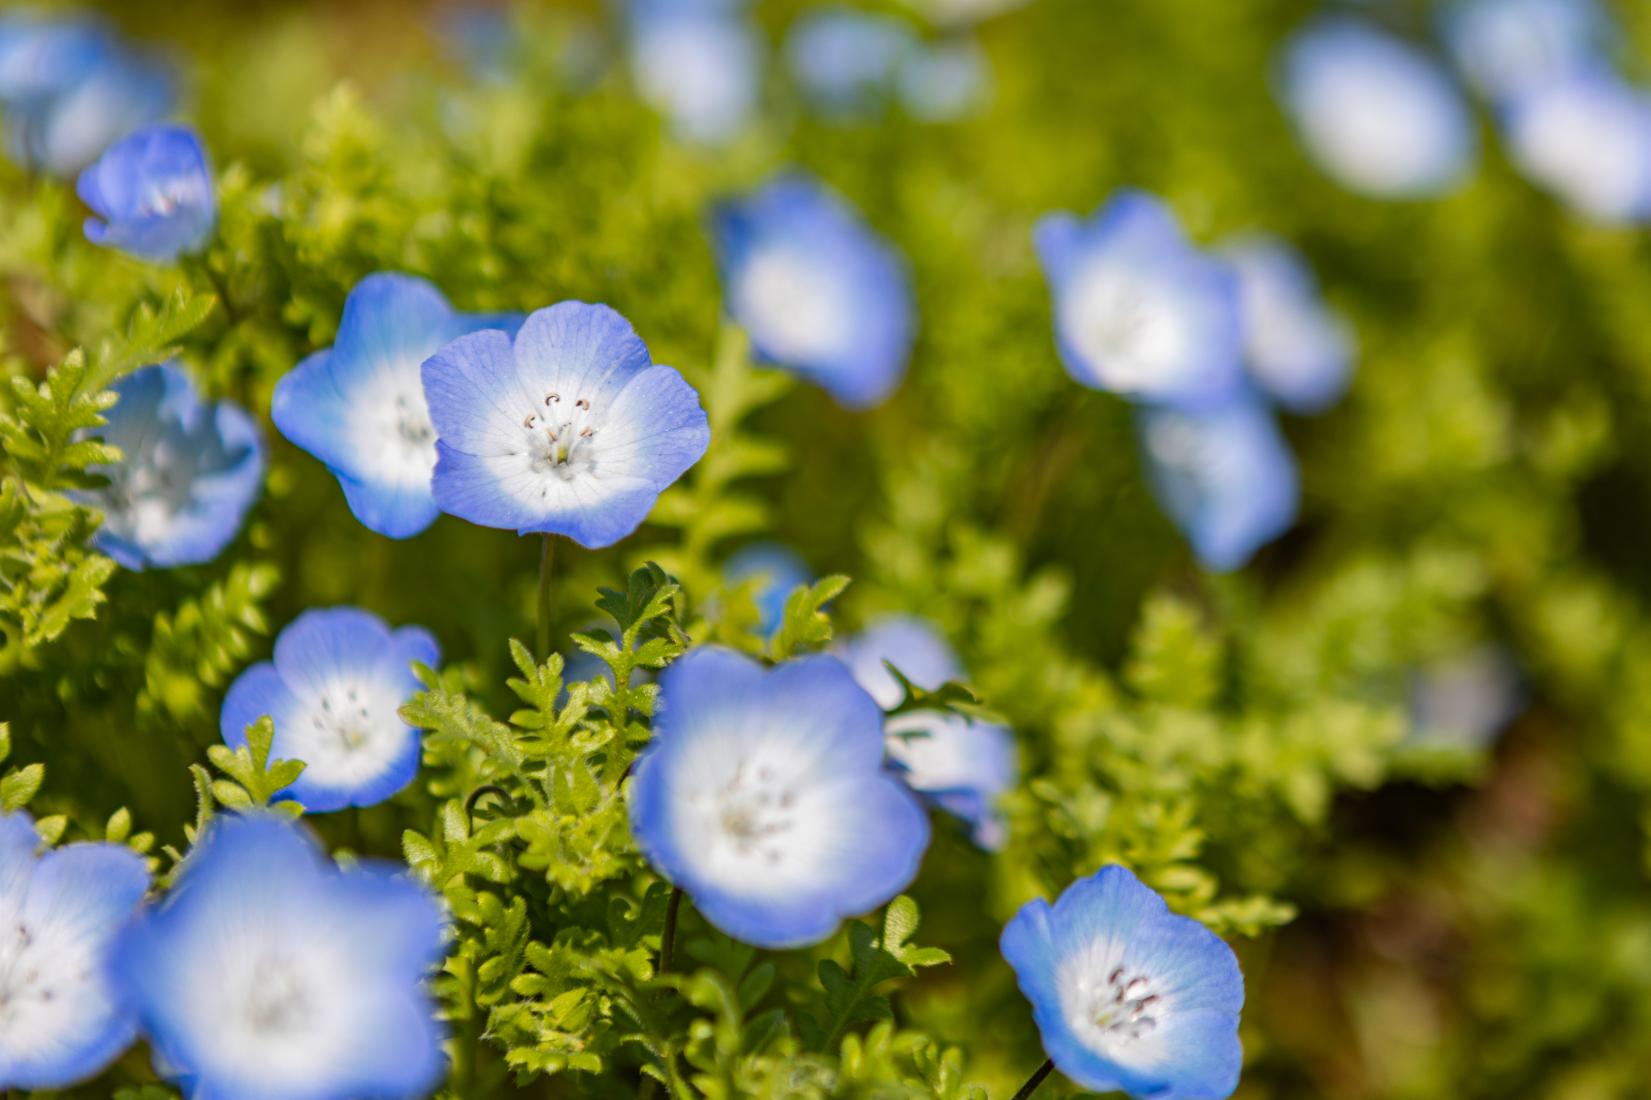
[712,174,915,409]
[1504,67,1651,225]
[77,124,216,262]
[1221,237,1354,414]
[895,37,990,122]
[838,616,1016,850]
[786,7,917,115]
[72,362,264,571]
[724,542,813,635]
[4,45,172,179]
[1442,0,1603,102]
[110,814,446,1100]
[272,273,524,539]
[422,300,710,548]
[0,15,110,104]
[1137,397,1299,571]
[1001,865,1245,1100]
[220,607,438,813]
[0,812,149,1092]
[1279,20,1476,199]
[627,0,760,144]
[1035,190,1244,408]
[628,646,931,949]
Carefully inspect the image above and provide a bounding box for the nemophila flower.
[422,301,709,548]
[71,362,263,571]
[628,0,760,144]
[220,608,438,813]
[0,812,149,1091]
[628,647,930,949]
[712,174,914,408]
[724,542,813,635]
[1279,20,1475,199]
[896,38,990,122]
[0,15,110,104]
[1137,396,1298,572]
[5,47,172,177]
[1410,646,1524,749]
[1001,865,1244,1100]
[77,124,215,262]
[111,813,446,1100]
[1442,0,1603,102]
[838,616,1016,849]
[1504,67,1651,224]
[1220,236,1354,414]
[785,8,916,116]
[272,273,524,539]
[1034,191,1244,408]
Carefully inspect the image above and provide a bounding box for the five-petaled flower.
[111,813,446,1100]
[272,273,523,539]
[1220,236,1354,414]
[1136,396,1299,572]
[422,300,710,548]
[220,607,438,813]
[712,173,914,409]
[1001,864,1245,1100]
[1035,190,1244,408]
[77,123,216,262]
[0,811,149,1092]
[838,616,1016,849]
[628,646,931,949]
[72,362,264,571]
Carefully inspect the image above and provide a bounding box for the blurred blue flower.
[724,542,813,635]
[1409,645,1524,749]
[1137,396,1298,571]
[785,7,916,116]
[896,37,990,122]
[72,363,263,571]
[423,301,709,547]
[1279,20,1476,199]
[1505,66,1651,224]
[1001,865,1244,1100]
[629,647,930,948]
[220,607,438,813]
[0,15,111,104]
[0,811,149,1091]
[1442,0,1603,102]
[628,0,760,144]
[713,174,914,408]
[273,274,523,539]
[4,45,172,178]
[111,814,446,1100]
[838,616,1016,850]
[1220,236,1354,413]
[1035,190,1244,408]
[76,124,215,262]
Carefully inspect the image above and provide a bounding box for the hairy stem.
[536,533,557,662]
[1010,1058,1055,1100]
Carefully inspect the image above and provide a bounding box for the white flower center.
[103,437,190,544]
[1089,965,1161,1041]
[733,248,845,364]
[139,177,198,218]
[358,375,439,487]
[520,389,601,481]
[1063,264,1182,390]
[700,758,798,865]
[286,675,407,789]
[0,911,105,1058]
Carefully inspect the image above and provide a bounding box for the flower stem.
[1010,1059,1055,1100]
[536,533,557,662]
[659,886,684,974]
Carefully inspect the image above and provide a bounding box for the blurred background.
[7,0,1651,1096]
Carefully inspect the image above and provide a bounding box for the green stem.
[1010,1059,1055,1100]
[658,885,684,974]
[536,533,557,662]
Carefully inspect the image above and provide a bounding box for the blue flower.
[220,607,438,813]
[629,647,930,949]
[712,174,914,409]
[77,124,215,262]
[785,8,916,116]
[1279,20,1476,199]
[896,38,990,122]
[1136,396,1298,571]
[1001,865,1245,1100]
[0,812,149,1091]
[838,616,1016,850]
[1220,236,1354,414]
[1035,191,1244,408]
[1504,66,1651,224]
[71,363,264,571]
[724,542,813,635]
[422,301,709,548]
[1410,646,1524,749]
[273,274,524,539]
[1442,0,1603,102]
[627,0,760,144]
[4,44,172,178]
[110,813,446,1100]
[0,15,111,105]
